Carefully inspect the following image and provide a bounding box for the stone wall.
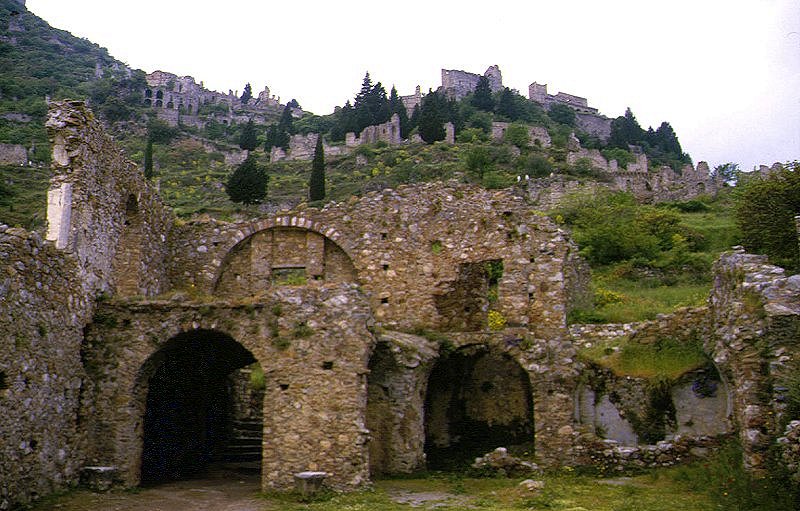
[168,182,586,336]
[45,100,173,298]
[526,153,722,206]
[0,142,27,165]
[80,284,374,490]
[0,228,91,510]
[441,66,503,100]
[708,250,800,472]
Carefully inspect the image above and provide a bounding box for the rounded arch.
[423,343,534,469]
[132,329,263,485]
[212,217,360,296]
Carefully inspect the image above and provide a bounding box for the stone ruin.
[143,70,298,129]
[0,101,798,509]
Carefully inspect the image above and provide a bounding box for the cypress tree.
[309,134,325,201]
[239,118,258,151]
[144,138,154,179]
[226,155,268,204]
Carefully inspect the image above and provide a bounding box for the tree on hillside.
[309,134,325,201]
[471,75,494,112]
[735,162,800,271]
[144,139,154,179]
[353,72,391,132]
[712,162,740,185]
[608,107,645,149]
[496,87,520,121]
[240,82,253,104]
[239,118,258,151]
[418,90,446,144]
[548,103,576,127]
[226,154,268,204]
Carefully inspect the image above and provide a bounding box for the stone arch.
[697,182,706,194]
[155,99,163,108]
[133,329,263,485]
[424,343,534,469]
[112,194,143,297]
[155,90,163,100]
[166,101,174,109]
[213,217,359,296]
[144,98,151,107]
[145,89,152,98]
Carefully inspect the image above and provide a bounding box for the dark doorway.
[140,330,261,485]
[424,345,534,470]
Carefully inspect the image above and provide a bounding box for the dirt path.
[35,469,265,511]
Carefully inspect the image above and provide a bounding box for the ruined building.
[440,65,503,100]
[1,102,798,509]
[143,71,295,129]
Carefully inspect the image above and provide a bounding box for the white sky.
[25,0,800,171]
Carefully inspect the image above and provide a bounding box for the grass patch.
[570,277,710,324]
[579,336,707,380]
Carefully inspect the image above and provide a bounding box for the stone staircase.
[219,419,262,467]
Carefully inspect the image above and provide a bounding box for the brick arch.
[211,215,359,292]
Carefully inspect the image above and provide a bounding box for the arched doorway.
[139,330,263,484]
[424,345,534,470]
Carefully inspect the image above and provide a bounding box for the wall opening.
[433,259,502,331]
[139,330,262,485]
[424,345,533,470]
[111,195,143,297]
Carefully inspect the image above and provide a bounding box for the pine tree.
[240,82,252,104]
[144,139,154,179]
[609,107,645,149]
[389,86,410,139]
[309,134,325,201]
[418,90,446,144]
[471,75,494,112]
[239,118,258,151]
[226,155,268,204]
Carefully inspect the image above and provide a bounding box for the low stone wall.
[572,435,730,472]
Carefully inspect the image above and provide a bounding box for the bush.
[735,162,800,271]
[515,153,552,178]
[503,123,530,149]
[226,155,268,204]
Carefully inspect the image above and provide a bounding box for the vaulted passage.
[140,330,261,485]
[424,345,534,470]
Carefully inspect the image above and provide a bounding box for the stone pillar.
[444,122,455,144]
[46,182,72,250]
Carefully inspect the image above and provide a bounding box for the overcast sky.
[25,0,800,171]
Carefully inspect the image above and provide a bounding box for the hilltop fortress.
[1,101,798,509]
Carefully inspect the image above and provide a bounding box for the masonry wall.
[45,101,173,298]
[80,284,375,490]
[1,101,178,508]
[168,182,586,337]
[0,228,90,509]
